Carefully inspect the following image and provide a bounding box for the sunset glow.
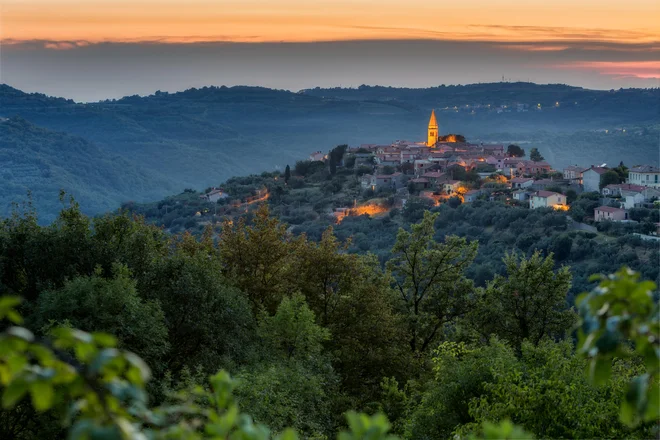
[550,61,660,79]
[3,0,659,45]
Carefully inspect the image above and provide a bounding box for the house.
[602,183,645,197]
[531,179,557,190]
[513,190,530,201]
[413,159,432,175]
[519,161,551,176]
[485,155,500,167]
[594,206,628,222]
[511,177,534,189]
[375,154,400,167]
[443,180,462,194]
[200,188,229,203]
[309,151,326,162]
[604,184,660,209]
[529,191,567,209]
[464,189,481,203]
[563,165,584,184]
[421,171,448,187]
[628,165,660,188]
[623,192,646,209]
[400,152,417,163]
[376,145,399,154]
[482,144,505,156]
[582,166,609,192]
[410,178,430,190]
[361,173,402,191]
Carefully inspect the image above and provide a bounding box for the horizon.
[5,78,659,104]
[2,1,659,101]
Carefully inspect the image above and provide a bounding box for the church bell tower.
[427,109,438,147]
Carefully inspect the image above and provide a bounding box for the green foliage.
[469,251,575,350]
[259,294,329,361]
[284,165,291,184]
[387,211,478,353]
[600,170,621,189]
[141,236,257,374]
[219,205,304,314]
[1,180,659,439]
[506,144,525,157]
[339,411,398,440]
[411,338,652,440]
[37,263,169,367]
[612,162,629,182]
[529,148,544,162]
[235,362,335,438]
[0,297,403,440]
[576,267,660,426]
[467,419,534,439]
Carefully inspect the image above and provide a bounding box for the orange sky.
[3,0,659,44]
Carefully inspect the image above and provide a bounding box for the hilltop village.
[304,111,660,226]
[130,110,659,240]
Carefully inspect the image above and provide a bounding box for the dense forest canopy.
[0,194,656,439]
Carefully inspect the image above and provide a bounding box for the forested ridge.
[0,194,657,439]
[1,82,658,221]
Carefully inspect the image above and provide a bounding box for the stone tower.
[427,109,438,147]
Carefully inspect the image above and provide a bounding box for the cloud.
[549,61,660,80]
[2,38,657,101]
[43,40,91,50]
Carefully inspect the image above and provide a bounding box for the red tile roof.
[596,206,626,213]
[422,172,445,178]
[585,166,608,175]
[534,190,563,198]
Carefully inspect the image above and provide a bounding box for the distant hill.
[301,82,660,124]
[0,82,658,221]
[0,117,171,223]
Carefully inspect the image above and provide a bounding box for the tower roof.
[428,109,438,128]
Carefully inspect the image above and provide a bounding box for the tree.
[529,148,544,162]
[506,144,525,157]
[453,340,650,439]
[381,165,396,175]
[448,196,462,208]
[600,170,621,189]
[576,268,659,427]
[258,293,329,362]
[293,230,411,402]
[329,156,338,175]
[0,296,400,440]
[235,294,336,437]
[387,211,478,354]
[612,161,629,182]
[549,234,572,261]
[284,165,291,184]
[218,204,304,314]
[143,238,257,374]
[468,251,575,351]
[37,264,169,368]
[565,188,578,204]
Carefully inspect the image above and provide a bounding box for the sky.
[1,0,659,101]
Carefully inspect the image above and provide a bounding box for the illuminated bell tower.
[427,109,438,147]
